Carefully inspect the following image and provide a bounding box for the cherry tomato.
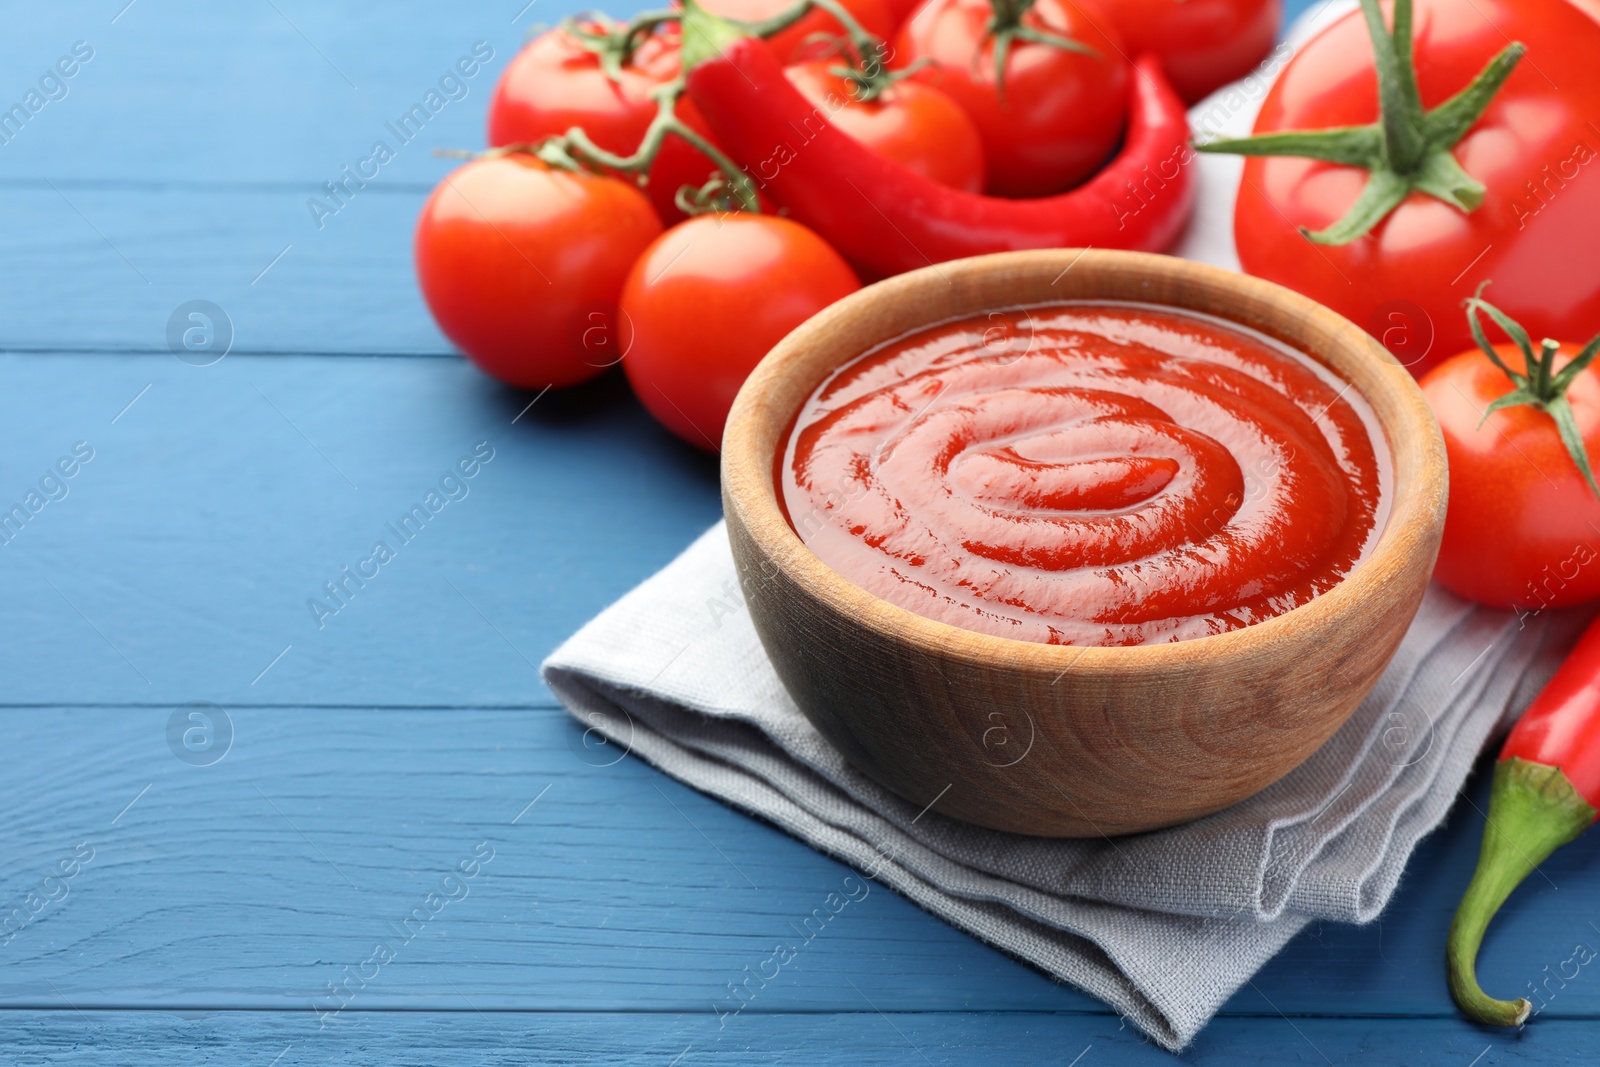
[699,0,897,63]
[621,215,860,449]
[783,61,985,191]
[1422,342,1600,611]
[894,0,1129,197]
[487,25,672,158]
[415,156,662,389]
[1094,0,1279,103]
[485,25,719,224]
[1234,0,1600,377]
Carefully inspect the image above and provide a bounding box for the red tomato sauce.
[780,303,1389,645]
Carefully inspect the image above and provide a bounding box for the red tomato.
[881,0,928,28]
[621,215,860,449]
[1094,0,1279,103]
[783,61,985,191]
[699,0,896,63]
[415,156,662,389]
[1422,342,1600,611]
[486,25,673,157]
[1234,0,1600,377]
[894,0,1129,197]
[485,25,719,224]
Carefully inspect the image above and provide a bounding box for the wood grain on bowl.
[721,250,1447,837]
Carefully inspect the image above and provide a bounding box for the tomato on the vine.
[784,60,985,191]
[1093,0,1279,103]
[699,0,896,63]
[893,0,1129,197]
[646,93,742,222]
[485,24,722,223]
[415,155,662,389]
[1421,295,1600,611]
[621,215,860,449]
[1203,0,1600,377]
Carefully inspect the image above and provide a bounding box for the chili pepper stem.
[680,0,755,73]
[1447,757,1597,1027]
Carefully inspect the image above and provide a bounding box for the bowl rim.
[721,249,1446,674]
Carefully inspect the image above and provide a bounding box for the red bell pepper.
[678,2,1195,278]
[1448,614,1600,1026]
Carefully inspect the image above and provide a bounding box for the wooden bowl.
[721,250,1446,837]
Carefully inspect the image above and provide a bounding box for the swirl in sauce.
[781,303,1389,646]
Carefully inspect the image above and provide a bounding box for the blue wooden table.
[3,2,1597,1063]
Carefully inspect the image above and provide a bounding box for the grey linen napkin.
[542,5,1585,1049]
[544,525,1583,1050]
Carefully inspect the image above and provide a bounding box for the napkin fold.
[546,526,1582,1049]
[543,3,1586,1049]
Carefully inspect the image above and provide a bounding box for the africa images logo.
[306,443,495,629]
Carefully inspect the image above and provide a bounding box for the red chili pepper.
[678,5,1195,278]
[1448,615,1600,1027]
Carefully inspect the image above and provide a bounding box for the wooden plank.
[0,187,453,355]
[0,707,1077,1013]
[0,352,719,707]
[0,1009,1585,1065]
[0,1,552,185]
[0,0,605,357]
[2,702,1598,1023]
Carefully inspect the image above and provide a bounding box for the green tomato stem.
[1466,283,1600,499]
[1194,0,1524,245]
[564,10,682,83]
[980,0,1100,107]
